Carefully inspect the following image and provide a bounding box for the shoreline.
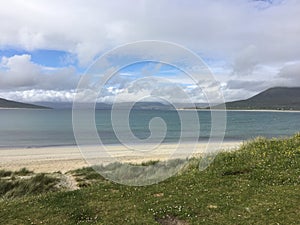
[224,109,300,113]
[0,141,242,173]
[0,139,243,150]
[179,108,300,113]
[2,107,300,113]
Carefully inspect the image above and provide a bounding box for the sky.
[0,0,299,103]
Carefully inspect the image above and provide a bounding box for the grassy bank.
[0,134,299,224]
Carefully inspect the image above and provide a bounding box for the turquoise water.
[0,109,299,148]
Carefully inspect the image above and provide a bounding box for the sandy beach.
[0,142,242,173]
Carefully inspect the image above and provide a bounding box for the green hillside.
[224,87,300,110]
[0,97,50,109]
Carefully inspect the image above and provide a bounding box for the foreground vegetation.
[0,168,59,198]
[0,134,300,224]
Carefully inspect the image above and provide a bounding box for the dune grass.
[0,167,32,178]
[0,134,299,224]
[0,168,59,198]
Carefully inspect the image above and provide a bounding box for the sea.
[0,109,299,148]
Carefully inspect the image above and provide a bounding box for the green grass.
[69,167,106,188]
[0,171,59,198]
[0,168,32,178]
[0,134,300,224]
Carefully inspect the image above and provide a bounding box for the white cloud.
[277,61,300,86]
[232,45,259,76]
[95,75,224,103]
[0,54,39,88]
[278,62,300,79]
[0,0,299,65]
[0,54,79,90]
[0,89,76,102]
[0,0,299,102]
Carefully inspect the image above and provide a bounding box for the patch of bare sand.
[0,142,241,173]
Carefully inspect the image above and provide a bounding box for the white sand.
[0,142,242,173]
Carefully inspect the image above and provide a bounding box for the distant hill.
[0,98,50,109]
[36,101,202,110]
[12,87,300,110]
[222,87,300,110]
[36,101,116,109]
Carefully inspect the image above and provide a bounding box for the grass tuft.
[0,171,59,198]
[0,170,13,178]
[14,167,33,176]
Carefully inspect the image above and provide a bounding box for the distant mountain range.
[0,98,208,110]
[1,87,299,110]
[35,101,209,110]
[0,98,50,109]
[219,87,300,110]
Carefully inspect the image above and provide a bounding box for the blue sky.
[0,49,79,69]
[0,0,299,103]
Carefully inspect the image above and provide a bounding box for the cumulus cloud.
[0,89,76,102]
[277,62,300,86]
[0,54,79,90]
[96,75,224,104]
[0,54,79,101]
[0,55,40,88]
[0,0,299,102]
[0,0,299,65]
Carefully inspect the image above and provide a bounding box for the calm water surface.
[0,109,299,148]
